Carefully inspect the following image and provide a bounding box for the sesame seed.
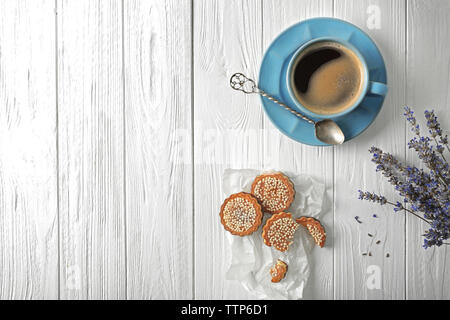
[266,216,298,251]
[221,193,262,235]
[252,174,293,213]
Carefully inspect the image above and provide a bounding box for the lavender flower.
[358,107,450,248]
[358,190,387,205]
[405,107,420,136]
[425,110,448,146]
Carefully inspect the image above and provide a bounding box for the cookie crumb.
[270,260,288,283]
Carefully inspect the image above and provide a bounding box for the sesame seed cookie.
[262,212,299,252]
[296,217,326,248]
[220,192,263,236]
[270,259,288,283]
[251,172,295,214]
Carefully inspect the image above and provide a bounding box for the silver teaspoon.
[230,73,345,145]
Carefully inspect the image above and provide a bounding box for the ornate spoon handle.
[229,73,315,125]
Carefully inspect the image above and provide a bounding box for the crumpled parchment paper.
[222,169,325,300]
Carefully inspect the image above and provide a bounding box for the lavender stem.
[386,201,431,225]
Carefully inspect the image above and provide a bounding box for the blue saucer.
[259,18,387,146]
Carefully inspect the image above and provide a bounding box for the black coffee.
[291,41,364,115]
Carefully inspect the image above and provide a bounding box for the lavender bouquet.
[358,107,450,248]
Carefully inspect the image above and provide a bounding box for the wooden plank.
[0,0,58,300]
[57,0,125,299]
[262,0,334,300]
[406,0,450,299]
[124,0,193,299]
[193,0,264,299]
[334,0,406,299]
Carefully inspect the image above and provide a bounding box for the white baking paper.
[222,169,325,300]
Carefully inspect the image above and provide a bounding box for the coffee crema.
[291,41,365,115]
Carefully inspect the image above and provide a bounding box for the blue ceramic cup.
[286,37,387,120]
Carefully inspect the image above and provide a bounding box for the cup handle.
[368,81,388,96]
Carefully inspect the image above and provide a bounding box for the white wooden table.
[0,0,449,300]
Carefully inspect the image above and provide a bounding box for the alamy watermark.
[366,4,381,30]
[366,265,382,290]
[66,265,81,291]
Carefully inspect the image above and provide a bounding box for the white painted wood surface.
[194,0,264,299]
[333,0,406,299]
[406,0,450,299]
[124,0,193,299]
[262,0,334,300]
[0,0,58,299]
[57,0,125,299]
[0,0,449,300]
